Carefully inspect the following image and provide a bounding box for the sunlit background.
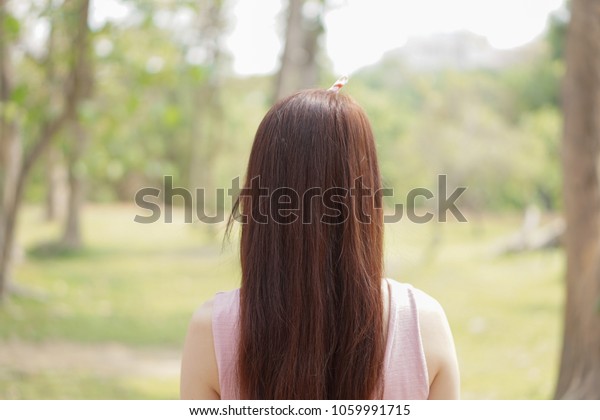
[0,0,572,399]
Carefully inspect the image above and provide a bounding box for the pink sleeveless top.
[212,278,429,399]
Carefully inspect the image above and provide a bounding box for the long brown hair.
[229,89,385,399]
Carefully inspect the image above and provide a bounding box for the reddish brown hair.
[229,89,384,399]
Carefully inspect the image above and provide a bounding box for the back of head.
[232,88,385,399]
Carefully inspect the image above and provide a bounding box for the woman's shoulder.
[189,288,240,334]
[387,278,460,399]
[191,297,214,324]
[180,297,220,399]
[386,278,447,320]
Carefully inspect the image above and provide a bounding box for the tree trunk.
[188,0,226,224]
[274,0,324,101]
[45,145,67,221]
[43,19,66,222]
[61,120,86,249]
[275,0,304,100]
[0,0,18,299]
[555,0,600,399]
[60,0,93,249]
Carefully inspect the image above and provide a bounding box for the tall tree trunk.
[45,145,67,221]
[44,17,65,222]
[274,0,324,101]
[60,0,93,249]
[188,0,225,224]
[275,0,304,100]
[189,82,222,221]
[61,120,86,248]
[0,0,19,299]
[555,0,600,399]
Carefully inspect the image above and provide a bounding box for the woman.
[180,80,460,399]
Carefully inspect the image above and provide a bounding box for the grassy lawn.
[0,205,563,399]
[384,216,563,399]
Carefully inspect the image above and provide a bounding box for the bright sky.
[86,0,564,76]
[226,0,564,76]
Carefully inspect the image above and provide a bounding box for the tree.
[61,118,89,249]
[0,0,20,298]
[0,0,91,299]
[42,14,65,222]
[61,1,94,249]
[188,0,227,221]
[555,0,600,399]
[274,0,325,100]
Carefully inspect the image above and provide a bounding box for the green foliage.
[2,11,20,40]
[547,4,569,61]
[7,0,564,213]
[500,58,563,116]
[348,37,563,211]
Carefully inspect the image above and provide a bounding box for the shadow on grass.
[27,241,91,260]
[26,240,225,261]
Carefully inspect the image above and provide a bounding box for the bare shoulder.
[412,288,450,339]
[180,298,220,400]
[412,287,445,317]
[190,298,214,330]
[411,287,460,399]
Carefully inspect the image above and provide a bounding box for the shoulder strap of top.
[212,289,241,399]
[382,278,430,399]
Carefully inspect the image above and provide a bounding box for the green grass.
[1,205,240,347]
[384,214,563,399]
[0,205,563,399]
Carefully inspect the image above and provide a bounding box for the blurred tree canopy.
[1,0,567,295]
[8,0,566,212]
